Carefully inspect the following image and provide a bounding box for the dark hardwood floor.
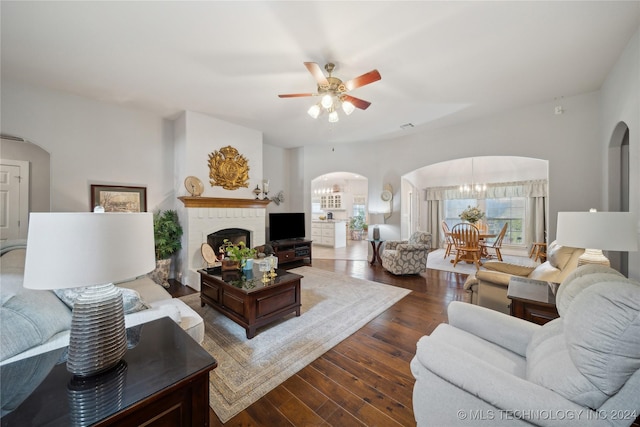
[170,258,471,427]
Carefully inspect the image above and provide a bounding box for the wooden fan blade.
[278,93,315,98]
[304,62,329,86]
[343,69,381,91]
[341,94,371,110]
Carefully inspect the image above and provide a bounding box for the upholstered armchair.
[381,231,431,275]
[412,264,640,426]
[464,241,584,314]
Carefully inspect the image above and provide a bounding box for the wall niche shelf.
[178,196,270,209]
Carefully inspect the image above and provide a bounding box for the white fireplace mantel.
[178,196,270,209]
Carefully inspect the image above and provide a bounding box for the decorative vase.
[221,259,240,271]
[242,258,254,271]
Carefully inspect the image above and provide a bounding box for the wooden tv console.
[271,239,312,265]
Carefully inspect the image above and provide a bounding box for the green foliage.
[221,239,256,262]
[349,215,367,230]
[153,210,183,260]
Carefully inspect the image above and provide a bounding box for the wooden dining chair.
[482,222,508,261]
[450,223,482,271]
[441,221,455,258]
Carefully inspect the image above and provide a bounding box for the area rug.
[179,266,411,423]
[427,248,540,275]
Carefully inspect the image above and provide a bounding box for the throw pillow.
[1,290,72,361]
[54,287,149,314]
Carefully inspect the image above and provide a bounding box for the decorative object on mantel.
[178,196,270,209]
[272,191,285,206]
[253,179,271,200]
[208,145,250,190]
[184,176,204,197]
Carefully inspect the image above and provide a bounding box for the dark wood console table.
[1,317,217,426]
[199,265,303,338]
[271,239,312,265]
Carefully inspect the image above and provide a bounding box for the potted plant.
[459,206,485,224]
[220,239,257,270]
[150,210,183,288]
[349,215,367,240]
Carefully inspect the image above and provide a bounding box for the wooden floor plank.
[190,257,472,426]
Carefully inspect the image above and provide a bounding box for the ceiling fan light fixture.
[328,110,339,123]
[321,94,333,109]
[342,100,355,115]
[307,104,321,119]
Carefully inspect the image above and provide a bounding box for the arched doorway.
[608,122,630,275]
[310,172,369,260]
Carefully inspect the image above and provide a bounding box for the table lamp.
[23,212,155,377]
[556,210,638,267]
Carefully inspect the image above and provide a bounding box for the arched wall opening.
[310,172,369,247]
[402,156,549,256]
[607,121,630,275]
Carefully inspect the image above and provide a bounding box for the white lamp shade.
[24,212,156,290]
[556,212,638,252]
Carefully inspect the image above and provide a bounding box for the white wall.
[1,80,174,213]
[601,29,640,280]
[293,91,602,242]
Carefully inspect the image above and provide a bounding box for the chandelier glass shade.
[307,95,354,122]
[459,158,487,195]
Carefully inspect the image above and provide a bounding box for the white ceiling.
[2,1,639,149]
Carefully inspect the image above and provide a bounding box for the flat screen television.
[269,212,305,242]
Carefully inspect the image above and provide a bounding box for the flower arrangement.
[459,206,485,223]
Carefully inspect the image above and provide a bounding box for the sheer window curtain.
[424,180,547,250]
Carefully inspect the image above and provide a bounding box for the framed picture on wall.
[90,185,147,212]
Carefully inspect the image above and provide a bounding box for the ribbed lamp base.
[577,248,610,267]
[67,284,127,377]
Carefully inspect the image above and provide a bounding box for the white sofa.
[0,244,204,365]
[411,264,640,426]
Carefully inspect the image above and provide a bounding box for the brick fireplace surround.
[178,197,271,291]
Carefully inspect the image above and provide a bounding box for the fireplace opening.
[208,228,251,255]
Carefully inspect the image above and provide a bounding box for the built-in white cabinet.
[311,221,347,248]
[320,193,344,210]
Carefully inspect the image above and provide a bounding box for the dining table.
[446,230,497,260]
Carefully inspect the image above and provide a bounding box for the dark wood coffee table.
[199,265,303,338]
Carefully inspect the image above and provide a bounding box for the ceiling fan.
[278,62,381,122]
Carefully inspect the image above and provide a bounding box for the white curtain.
[424,180,548,249]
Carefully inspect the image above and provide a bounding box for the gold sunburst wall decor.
[208,145,250,190]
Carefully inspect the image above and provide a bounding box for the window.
[444,197,526,246]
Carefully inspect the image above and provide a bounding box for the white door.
[0,160,29,241]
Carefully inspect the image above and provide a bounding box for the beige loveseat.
[464,241,584,314]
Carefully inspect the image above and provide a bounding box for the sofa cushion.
[54,286,149,314]
[1,290,72,361]
[555,264,624,317]
[118,276,172,304]
[564,281,640,400]
[482,261,535,276]
[526,318,609,409]
[527,279,640,409]
[545,241,575,270]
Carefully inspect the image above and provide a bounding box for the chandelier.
[306,64,355,123]
[459,158,487,194]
